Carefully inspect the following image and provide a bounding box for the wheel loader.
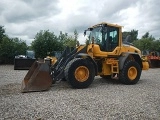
[21,22,149,92]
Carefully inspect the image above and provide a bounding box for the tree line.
[123,29,160,52]
[0,25,160,64]
[0,26,28,64]
[31,30,78,58]
[0,26,78,64]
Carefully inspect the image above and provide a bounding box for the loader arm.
[51,46,88,81]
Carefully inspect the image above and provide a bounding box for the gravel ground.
[0,65,160,120]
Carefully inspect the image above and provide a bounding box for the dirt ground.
[0,65,160,120]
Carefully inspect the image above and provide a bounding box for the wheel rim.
[75,66,89,82]
[128,66,137,80]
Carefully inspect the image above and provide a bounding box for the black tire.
[64,58,95,88]
[61,78,67,81]
[119,60,141,85]
[100,75,111,79]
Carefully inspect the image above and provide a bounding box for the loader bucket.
[21,61,52,93]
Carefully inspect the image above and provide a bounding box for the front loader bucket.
[21,61,52,93]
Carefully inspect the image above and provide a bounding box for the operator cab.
[85,23,119,52]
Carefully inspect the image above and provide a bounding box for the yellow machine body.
[21,22,149,92]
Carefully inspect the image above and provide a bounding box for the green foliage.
[0,26,28,64]
[150,40,160,52]
[63,36,76,47]
[122,31,130,40]
[142,32,149,38]
[133,32,160,52]
[31,29,78,58]
[58,30,78,49]
[12,38,28,55]
[58,31,68,47]
[142,32,155,40]
[0,26,5,43]
[133,38,152,51]
[31,30,62,58]
[0,36,27,64]
[122,29,138,42]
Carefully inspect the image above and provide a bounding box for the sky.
[0,0,160,45]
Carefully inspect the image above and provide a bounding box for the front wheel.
[119,60,142,85]
[65,58,95,88]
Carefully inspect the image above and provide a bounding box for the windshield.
[89,26,103,44]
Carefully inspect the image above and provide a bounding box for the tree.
[0,26,5,43]
[0,36,13,63]
[58,31,68,49]
[0,26,28,64]
[133,38,152,51]
[130,29,138,42]
[31,30,62,58]
[142,32,155,40]
[142,32,149,39]
[12,37,28,55]
[58,30,78,49]
[0,36,27,64]
[150,40,160,52]
[122,29,138,43]
[63,36,76,48]
[122,31,130,40]
[133,32,156,51]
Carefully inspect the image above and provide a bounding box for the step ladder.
[107,59,119,79]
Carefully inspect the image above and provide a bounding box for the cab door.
[104,26,119,52]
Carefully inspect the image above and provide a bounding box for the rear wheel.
[65,58,95,88]
[119,60,141,85]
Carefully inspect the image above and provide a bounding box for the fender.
[119,52,142,70]
[75,53,98,75]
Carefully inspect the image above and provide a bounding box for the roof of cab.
[89,22,123,29]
